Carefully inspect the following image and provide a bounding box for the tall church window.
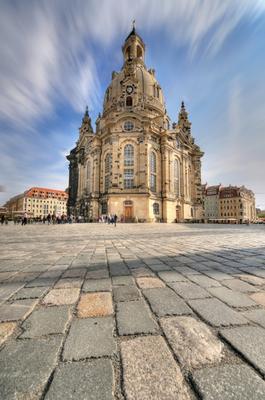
[174,159,180,197]
[126,96,133,107]
[86,160,91,193]
[150,151,157,192]
[124,144,134,166]
[124,144,134,188]
[105,153,112,191]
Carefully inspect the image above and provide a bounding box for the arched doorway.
[176,206,181,222]
[124,200,133,222]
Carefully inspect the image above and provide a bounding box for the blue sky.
[0,0,265,208]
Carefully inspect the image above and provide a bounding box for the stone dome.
[103,28,166,115]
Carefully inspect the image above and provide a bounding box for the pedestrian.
[22,212,27,226]
[1,215,4,225]
[114,214,118,227]
[47,213,51,225]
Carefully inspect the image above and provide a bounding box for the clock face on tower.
[126,85,133,94]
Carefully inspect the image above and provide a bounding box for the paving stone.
[0,322,16,345]
[158,270,187,282]
[188,298,247,327]
[113,285,140,302]
[82,278,112,292]
[117,300,158,335]
[136,276,165,289]
[143,287,192,317]
[12,286,49,300]
[25,277,57,287]
[77,292,113,317]
[131,267,154,277]
[203,270,233,281]
[149,263,171,272]
[222,278,258,293]
[220,326,265,374]
[160,316,223,369]
[20,306,71,338]
[191,364,265,400]
[250,292,265,307]
[189,274,221,288]
[112,275,134,286]
[86,269,109,279]
[109,263,130,276]
[0,337,62,399]
[0,299,37,322]
[121,335,190,400]
[0,282,24,302]
[63,317,116,360]
[62,268,87,278]
[208,287,256,308]
[241,309,265,328]
[54,277,83,289]
[45,359,114,400]
[236,274,265,286]
[169,281,211,299]
[42,288,80,306]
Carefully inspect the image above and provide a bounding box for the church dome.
[103,27,165,115]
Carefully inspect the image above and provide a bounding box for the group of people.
[99,214,118,226]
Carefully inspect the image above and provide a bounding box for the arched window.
[126,96,133,107]
[124,144,134,189]
[174,159,180,197]
[150,152,157,192]
[126,46,131,60]
[137,45,143,58]
[105,153,112,191]
[153,203,159,215]
[124,144,134,166]
[86,160,91,193]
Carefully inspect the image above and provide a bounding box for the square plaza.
[1,223,265,399]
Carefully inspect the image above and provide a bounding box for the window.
[150,151,157,192]
[174,159,180,197]
[124,145,134,189]
[124,120,134,131]
[153,203,159,215]
[86,160,91,193]
[137,45,143,58]
[101,202,108,214]
[105,153,112,191]
[126,96,133,107]
[124,169,134,189]
[124,144,134,166]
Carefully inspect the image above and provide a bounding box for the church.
[67,26,204,222]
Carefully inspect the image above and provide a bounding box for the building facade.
[67,28,204,222]
[219,186,256,223]
[4,187,68,218]
[204,184,222,220]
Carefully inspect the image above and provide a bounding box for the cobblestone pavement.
[1,223,265,399]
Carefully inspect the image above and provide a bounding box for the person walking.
[1,215,4,225]
[22,212,27,226]
[114,214,118,227]
[47,213,51,225]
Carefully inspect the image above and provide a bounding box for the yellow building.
[219,186,256,223]
[5,187,68,218]
[67,27,204,222]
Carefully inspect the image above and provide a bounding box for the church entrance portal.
[124,201,133,222]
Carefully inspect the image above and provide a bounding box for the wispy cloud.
[0,0,265,205]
